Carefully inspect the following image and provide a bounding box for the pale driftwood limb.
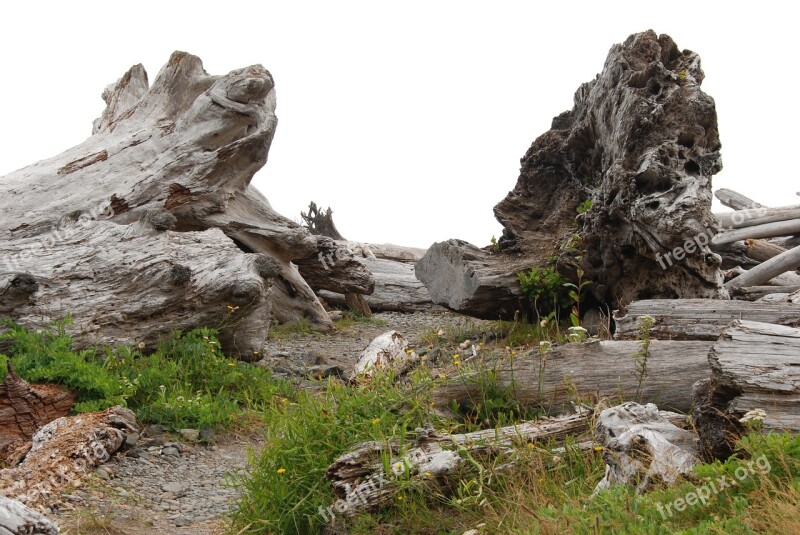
[592,403,699,496]
[613,299,800,341]
[716,205,800,229]
[0,495,59,535]
[0,406,137,508]
[693,321,800,459]
[363,244,427,263]
[713,219,800,246]
[725,245,800,290]
[325,412,590,516]
[714,188,765,210]
[0,220,275,359]
[431,340,712,415]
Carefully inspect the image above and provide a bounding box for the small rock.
[328,310,344,321]
[124,432,140,448]
[458,340,472,350]
[162,446,181,457]
[199,426,214,442]
[95,466,113,480]
[437,329,445,336]
[162,482,183,494]
[179,429,200,441]
[462,530,479,535]
[145,424,167,437]
[307,364,344,380]
[174,516,191,527]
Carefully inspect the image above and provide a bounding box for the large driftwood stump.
[0,366,75,466]
[0,52,362,347]
[693,320,800,459]
[417,31,726,319]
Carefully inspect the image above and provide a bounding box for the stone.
[124,431,140,448]
[162,482,183,494]
[179,429,200,441]
[162,446,181,457]
[306,364,345,380]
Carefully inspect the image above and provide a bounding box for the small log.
[325,412,590,516]
[713,219,800,245]
[613,299,800,341]
[295,237,375,295]
[714,188,765,210]
[725,245,800,290]
[0,495,59,535]
[716,205,800,229]
[745,239,788,262]
[431,340,712,415]
[592,402,699,496]
[693,321,800,459]
[363,243,427,263]
[0,406,137,507]
[0,365,75,466]
[353,331,418,377]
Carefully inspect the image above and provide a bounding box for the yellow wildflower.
[593,445,603,452]
[424,471,432,478]
[372,418,381,425]
[276,468,286,474]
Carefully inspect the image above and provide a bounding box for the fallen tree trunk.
[713,219,800,245]
[693,321,800,459]
[320,257,438,313]
[430,340,712,415]
[0,51,348,345]
[1,217,276,359]
[613,299,800,341]
[731,285,800,301]
[725,245,800,290]
[325,412,590,516]
[716,205,800,229]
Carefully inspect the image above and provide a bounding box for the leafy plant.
[517,266,571,318]
[490,235,501,252]
[632,315,655,402]
[577,198,593,215]
[563,258,592,327]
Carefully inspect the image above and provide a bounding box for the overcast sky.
[1,1,796,248]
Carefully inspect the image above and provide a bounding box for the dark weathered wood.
[732,286,800,301]
[295,237,375,295]
[0,495,59,535]
[431,340,712,414]
[325,412,590,516]
[693,321,800,459]
[725,245,800,290]
[613,299,800,341]
[0,365,75,466]
[301,201,346,241]
[745,238,788,262]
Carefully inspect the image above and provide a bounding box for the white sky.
[1,1,796,248]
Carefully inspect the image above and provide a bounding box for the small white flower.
[739,408,767,424]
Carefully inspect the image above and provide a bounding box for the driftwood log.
[430,340,712,415]
[693,321,800,459]
[417,31,726,320]
[0,406,137,507]
[613,299,800,341]
[0,495,59,535]
[0,52,386,351]
[0,366,75,466]
[592,402,699,496]
[714,188,764,211]
[725,245,800,291]
[324,412,590,516]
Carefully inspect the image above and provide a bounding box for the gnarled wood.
[613,299,800,341]
[0,495,59,535]
[0,52,337,339]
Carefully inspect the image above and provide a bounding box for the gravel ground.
[54,311,497,534]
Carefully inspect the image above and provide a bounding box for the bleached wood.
[714,188,765,210]
[713,219,800,245]
[0,495,59,535]
[431,340,712,414]
[725,245,800,290]
[325,412,590,515]
[716,205,800,229]
[613,299,800,341]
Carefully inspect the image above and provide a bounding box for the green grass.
[0,318,293,429]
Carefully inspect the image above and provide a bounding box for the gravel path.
[54,311,496,534]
